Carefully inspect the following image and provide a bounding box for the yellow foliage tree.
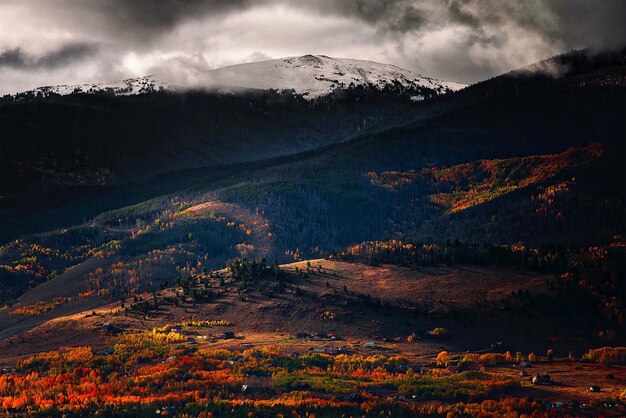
[436,351,450,367]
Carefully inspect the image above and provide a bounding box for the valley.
[0,47,624,416]
[0,257,623,416]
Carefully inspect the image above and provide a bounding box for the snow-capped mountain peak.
[202,55,466,99]
[3,55,465,102]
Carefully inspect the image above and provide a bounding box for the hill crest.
[3,55,466,101]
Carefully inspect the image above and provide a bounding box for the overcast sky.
[1,0,625,94]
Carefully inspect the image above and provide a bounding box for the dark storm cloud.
[545,0,626,49]
[444,0,626,49]
[74,0,252,43]
[67,0,430,38]
[0,43,96,69]
[310,0,626,48]
[1,0,625,94]
[303,0,428,33]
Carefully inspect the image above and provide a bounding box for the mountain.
[1,48,623,245]
[0,56,467,208]
[201,54,466,99]
[2,55,465,103]
[4,76,168,101]
[0,49,624,417]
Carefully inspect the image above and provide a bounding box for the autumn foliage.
[367,142,603,213]
[0,331,544,417]
[582,347,626,365]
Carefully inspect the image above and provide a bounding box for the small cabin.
[101,322,121,335]
[551,402,565,411]
[394,364,410,373]
[345,393,362,402]
[532,374,551,384]
[96,347,115,356]
[308,346,342,354]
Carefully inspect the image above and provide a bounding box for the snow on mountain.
[203,55,466,99]
[6,76,168,100]
[4,55,465,101]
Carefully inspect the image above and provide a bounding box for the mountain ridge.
[2,55,466,102]
[201,54,466,99]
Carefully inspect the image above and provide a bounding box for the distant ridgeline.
[0,83,440,201]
